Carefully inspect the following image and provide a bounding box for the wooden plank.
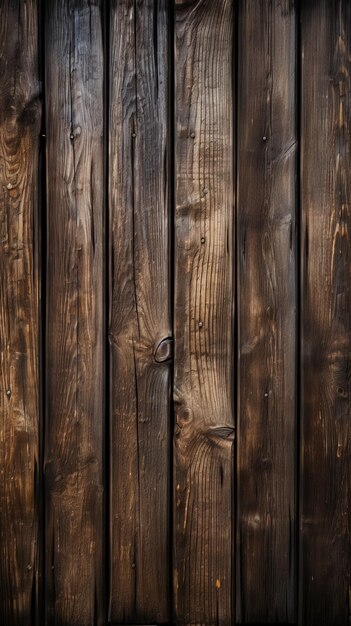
[173,1,234,624]
[108,1,171,622]
[236,1,297,622]
[0,1,40,623]
[300,2,351,624]
[44,1,104,623]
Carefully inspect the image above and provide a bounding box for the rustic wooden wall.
[0,1,350,626]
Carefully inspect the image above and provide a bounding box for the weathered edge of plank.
[300,2,351,624]
[108,0,171,622]
[236,1,297,622]
[0,1,41,623]
[44,1,105,623]
[173,1,235,624]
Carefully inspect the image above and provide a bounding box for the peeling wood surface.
[44,1,104,623]
[236,1,297,622]
[300,1,351,624]
[173,1,235,624]
[0,1,40,623]
[108,0,171,622]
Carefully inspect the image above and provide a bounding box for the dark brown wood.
[236,1,297,622]
[44,1,104,623]
[300,2,351,624]
[108,0,171,622]
[173,1,235,624]
[0,1,40,623]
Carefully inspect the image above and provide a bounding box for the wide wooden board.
[173,1,235,624]
[0,1,40,623]
[300,1,351,624]
[108,1,171,622]
[236,1,297,622]
[44,1,104,623]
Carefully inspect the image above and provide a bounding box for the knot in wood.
[154,337,173,363]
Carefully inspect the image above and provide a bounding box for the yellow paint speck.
[215,579,220,590]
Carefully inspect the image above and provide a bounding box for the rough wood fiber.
[44,1,104,623]
[173,1,234,624]
[300,1,351,624]
[236,1,297,622]
[0,1,40,623]
[108,1,171,622]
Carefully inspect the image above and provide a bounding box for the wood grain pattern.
[44,1,104,623]
[108,1,171,622]
[300,2,351,624]
[236,1,297,622]
[173,1,234,624]
[0,1,40,623]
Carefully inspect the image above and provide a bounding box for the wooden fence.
[0,0,350,625]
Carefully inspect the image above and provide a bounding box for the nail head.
[198,321,203,328]
[190,132,195,138]
[201,237,206,244]
[6,389,11,397]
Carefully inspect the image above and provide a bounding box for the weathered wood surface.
[44,1,104,623]
[108,0,171,622]
[300,1,351,624]
[236,1,297,622]
[0,1,40,624]
[173,1,234,624]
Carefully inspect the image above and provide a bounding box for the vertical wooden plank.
[108,1,171,622]
[236,1,296,622]
[300,2,351,624]
[0,1,40,623]
[173,1,234,625]
[44,1,104,623]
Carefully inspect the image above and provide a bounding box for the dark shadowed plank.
[173,1,234,624]
[108,1,171,622]
[236,1,297,623]
[300,2,351,624]
[44,1,104,623]
[0,1,40,623]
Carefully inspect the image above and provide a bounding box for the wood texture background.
[0,1,350,625]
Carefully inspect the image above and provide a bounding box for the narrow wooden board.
[236,1,297,623]
[44,1,104,623]
[173,1,235,624]
[0,1,40,623]
[108,1,171,622]
[300,2,351,624]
